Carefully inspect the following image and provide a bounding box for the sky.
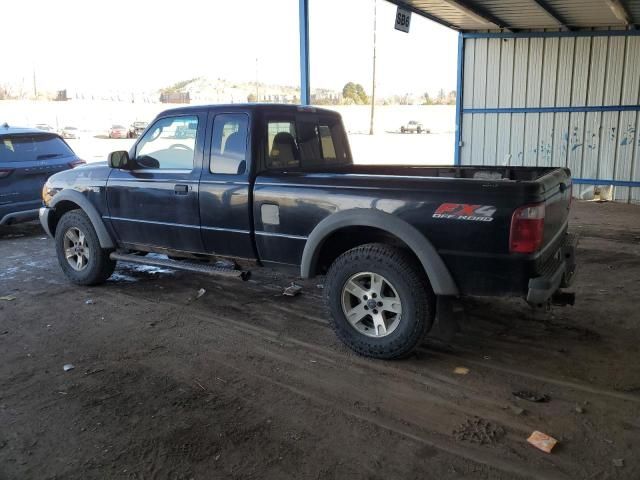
[2,0,458,97]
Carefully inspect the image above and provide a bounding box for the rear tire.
[325,243,435,359]
[55,210,116,286]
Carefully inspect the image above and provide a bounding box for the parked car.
[400,120,426,133]
[39,104,577,359]
[174,121,197,139]
[0,123,85,225]
[128,121,148,138]
[108,125,128,139]
[35,124,55,132]
[59,126,80,139]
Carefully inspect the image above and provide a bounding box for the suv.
[400,120,424,134]
[39,104,576,359]
[0,124,84,225]
[128,121,148,139]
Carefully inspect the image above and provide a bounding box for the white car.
[59,126,80,139]
[35,123,55,132]
[400,120,426,134]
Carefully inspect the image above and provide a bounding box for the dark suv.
[0,124,85,225]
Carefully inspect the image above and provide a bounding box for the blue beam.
[299,0,310,105]
[573,178,640,188]
[454,33,464,166]
[463,104,640,114]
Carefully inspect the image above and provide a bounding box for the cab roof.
[157,103,342,118]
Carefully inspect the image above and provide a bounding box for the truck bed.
[253,164,573,298]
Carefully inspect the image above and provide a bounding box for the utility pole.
[369,0,377,135]
[255,57,259,102]
[33,68,37,99]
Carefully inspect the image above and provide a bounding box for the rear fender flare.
[50,190,115,249]
[300,209,458,296]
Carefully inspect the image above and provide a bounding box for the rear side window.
[267,121,299,169]
[136,115,198,169]
[0,134,75,163]
[265,116,350,170]
[210,114,249,175]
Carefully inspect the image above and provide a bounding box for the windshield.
[0,134,75,162]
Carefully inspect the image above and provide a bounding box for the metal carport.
[298,0,640,203]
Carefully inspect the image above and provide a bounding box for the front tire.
[55,210,116,286]
[325,243,435,359]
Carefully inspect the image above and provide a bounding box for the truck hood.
[46,161,112,190]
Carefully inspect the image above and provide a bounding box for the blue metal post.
[299,0,310,105]
[453,33,464,166]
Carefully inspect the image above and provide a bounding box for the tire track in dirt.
[91,287,623,479]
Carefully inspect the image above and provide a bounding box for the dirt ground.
[1,200,639,480]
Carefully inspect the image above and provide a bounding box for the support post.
[299,0,310,105]
[454,33,464,166]
[369,0,377,136]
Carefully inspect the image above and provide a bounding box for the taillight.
[68,159,86,168]
[0,168,13,178]
[510,203,545,254]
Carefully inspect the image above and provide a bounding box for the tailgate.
[539,168,572,258]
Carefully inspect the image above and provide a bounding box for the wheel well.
[314,226,423,277]
[49,200,81,236]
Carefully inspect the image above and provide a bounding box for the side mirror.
[107,150,130,169]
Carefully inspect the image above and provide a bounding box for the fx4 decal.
[432,203,497,222]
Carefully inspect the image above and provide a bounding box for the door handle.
[174,184,189,195]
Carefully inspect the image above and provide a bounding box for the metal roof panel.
[398,0,636,31]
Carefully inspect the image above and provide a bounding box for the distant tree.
[422,92,433,105]
[342,82,369,105]
[247,93,257,102]
[437,88,446,103]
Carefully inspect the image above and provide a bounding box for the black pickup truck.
[40,104,576,359]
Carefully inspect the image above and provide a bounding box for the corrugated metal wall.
[459,33,640,203]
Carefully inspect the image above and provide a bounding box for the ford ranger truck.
[39,104,577,359]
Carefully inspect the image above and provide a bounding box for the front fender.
[49,190,115,249]
[300,209,458,296]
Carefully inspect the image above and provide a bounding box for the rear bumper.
[526,233,578,305]
[39,207,53,237]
